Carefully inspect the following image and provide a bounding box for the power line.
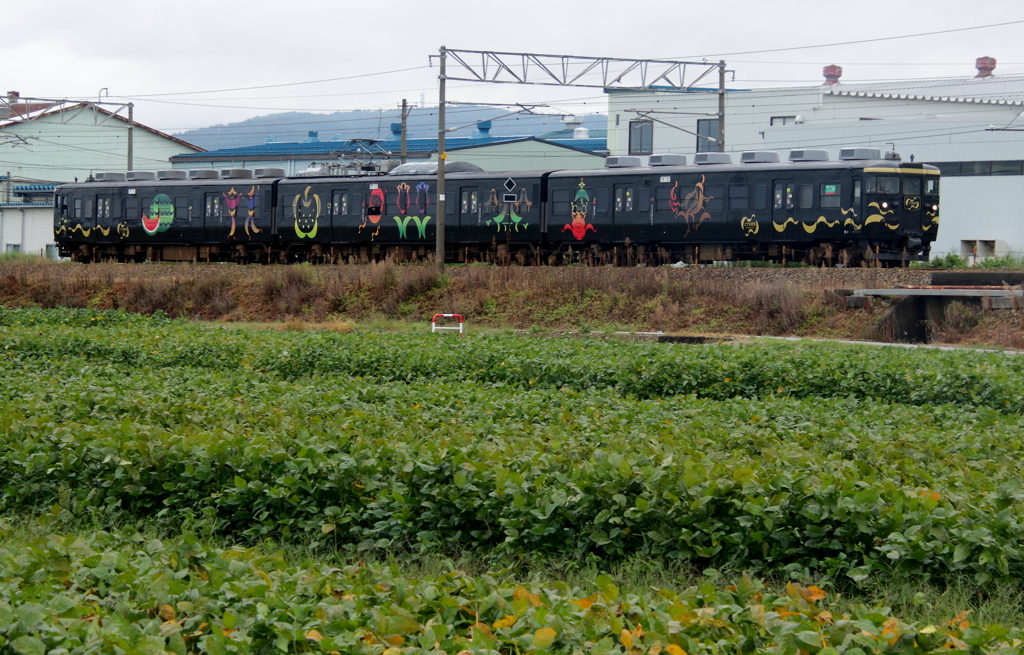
[672,19,1024,58]
[108,66,432,98]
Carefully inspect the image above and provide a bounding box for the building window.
[6,244,20,253]
[628,121,653,155]
[770,116,797,126]
[696,119,719,152]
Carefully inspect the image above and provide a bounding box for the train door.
[459,187,479,244]
[613,183,635,242]
[203,191,224,243]
[901,176,923,234]
[771,180,795,242]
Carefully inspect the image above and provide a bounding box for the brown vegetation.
[0,261,935,338]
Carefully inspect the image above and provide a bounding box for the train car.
[274,166,544,263]
[54,168,280,262]
[545,147,938,265]
[53,147,938,266]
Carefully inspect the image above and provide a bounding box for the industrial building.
[0,92,203,257]
[605,58,1024,260]
[170,118,608,175]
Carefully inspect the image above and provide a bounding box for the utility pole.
[127,103,134,170]
[400,99,408,165]
[717,60,726,152]
[435,46,447,272]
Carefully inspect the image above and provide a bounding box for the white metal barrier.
[430,313,464,337]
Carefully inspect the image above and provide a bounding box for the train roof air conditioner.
[839,147,882,161]
[94,172,127,182]
[156,170,188,180]
[789,149,829,162]
[740,151,780,164]
[605,156,643,168]
[221,168,254,179]
[693,152,732,165]
[649,154,687,166]
[189,170,220,180]
[255,167,286,178]
[126,171,156,181]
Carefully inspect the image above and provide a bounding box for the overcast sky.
[4,0,1023,134]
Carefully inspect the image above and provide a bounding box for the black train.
[54,147,938,266]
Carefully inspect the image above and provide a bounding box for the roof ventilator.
[740,151,780,164]
[189,170,220,180]
[94,172,127,182]
[693,152,732,165]
[648,154,687,166]
[156,170,188,180]
[789,149,829,162]
[221,168,254,179]
[605,156,643,168]
[838,147,882,161]
[126,171,156,181]
[255,167,286,178]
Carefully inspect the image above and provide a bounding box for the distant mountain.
[174,106,608,151]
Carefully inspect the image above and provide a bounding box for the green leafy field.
[1,307,1023,653]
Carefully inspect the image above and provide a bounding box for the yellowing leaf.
[306,630,324,642]
[815,610,833,624]
[493,614,517,630]
[620,629,634,650]
[649,641,663,655]
[533,627,557,650]
[665,644,687,655]
[805,585,827,602]
[159,605,176,621]
[384,636,404,646]
[513,586,529,601]
[571,594,597,610]
[383,648,403,655]
[470,622,493,638]
[322,523,336,534]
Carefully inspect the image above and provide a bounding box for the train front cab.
[858,162,939,263]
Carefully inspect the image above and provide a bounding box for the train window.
[728,185,749,210]
[903,177,921,196]
[596,189,609,213]
[865,176,899,194]
[74,198,82,219]
[125,197,140,218]
[625,188,633,211]
[655,186,672,211]
[820,183,841,208]
[705,185,724,211]
[774,183,784,209]
[799,185,813,209]
[786,184,794,209]
[470,191,478,213]
[853,179,861,205]
[924,178,939,195]
[637,188,651,212]
[753,185,767,210]
[110,198,121,219]
[332,192,348,217]
[175,197,188,219]
[552,188,572,214]
[614,188,623,212]
[96,198,108,219]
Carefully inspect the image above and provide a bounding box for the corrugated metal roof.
[172,134,609,160]
[825,75,1024,106]
[12,184,58,192]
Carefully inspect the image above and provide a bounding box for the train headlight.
[931,204,938,211]
[881,201,889,209]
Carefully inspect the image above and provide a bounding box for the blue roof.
[172,134,608,160]
[13,184,58,192]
